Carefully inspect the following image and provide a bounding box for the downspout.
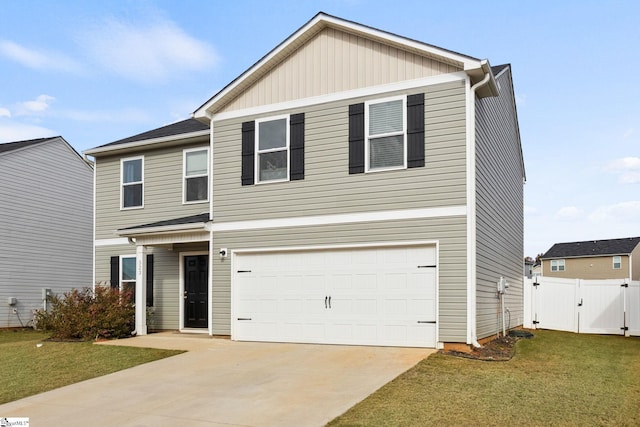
[467,60,492,348]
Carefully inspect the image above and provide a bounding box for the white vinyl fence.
[524,277,639,336]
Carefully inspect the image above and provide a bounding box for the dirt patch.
[442,332,528,361]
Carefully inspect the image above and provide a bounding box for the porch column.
[135,244,148,336]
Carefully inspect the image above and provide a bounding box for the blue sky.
[1,0,638,257]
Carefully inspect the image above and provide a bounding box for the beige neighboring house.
[540,237,640,280]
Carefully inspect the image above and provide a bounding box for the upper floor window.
[366,96,406,172]
[551,259,565,272]
[184,148,209,203]
[121,157,143,209]
[256,116,289,183]
[613,256,621,269]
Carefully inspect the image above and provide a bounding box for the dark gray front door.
[184,255,208,328]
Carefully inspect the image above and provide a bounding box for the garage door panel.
[233,245,437,347]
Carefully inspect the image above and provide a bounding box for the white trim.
[365,95,407,173]
[231,239,440,254]
[83,129,209,156]
[183,146,210,204]
[179,251,210,333]
[120,155,144,210]
[95,237,130,247]
[210,72,467,122]
[212,205,466,232]
[194,12,480,118]
[255,114,290,184]
[92,158,96,289]
[116,222,209,237]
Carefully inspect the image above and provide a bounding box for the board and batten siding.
[0,139,93,327]
[213,80,467,223]
[94,139,209,240]
[474,66,525,339]
[212,213,468,342]
[219,27,462,114]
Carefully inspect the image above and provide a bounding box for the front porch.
[116,213,213,336]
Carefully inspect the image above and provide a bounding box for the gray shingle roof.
[542,237,640,259]
[118,213,210,232]
[94,118,208,149]
[0,137,57,154]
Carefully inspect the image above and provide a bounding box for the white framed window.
[365,95,407,172]
[120,255,136,295]
[551,259,565,272]
[121,156,143,209]
[256,115,289,183]
[183,147,209,203]
[613,256,621,269]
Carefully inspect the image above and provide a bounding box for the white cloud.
[555,206,584,220]
[78,17,217,83]
[0,39,83,73]
[61,107,151,123]
[0,108,10,118]
[623,128,634,139]
[515,93,527,107]
[0,121,57,143]
[588,200,640,224]
[605,156,640,184]
[17,95,55,115]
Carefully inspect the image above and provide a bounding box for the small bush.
[34,287,135,341]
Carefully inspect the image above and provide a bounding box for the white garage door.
[232,245,437,347]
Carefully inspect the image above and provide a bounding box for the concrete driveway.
[0,333,435,426]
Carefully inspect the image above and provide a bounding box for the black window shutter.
[407,93,425,168]
[146,254,154,307]
[348,103,365,174]
[110,256,119,289]
[289,113,305,180]
[241,121,255,185]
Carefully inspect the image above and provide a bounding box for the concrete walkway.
[0,332,435,426]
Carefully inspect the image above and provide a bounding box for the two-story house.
[85,13,524,350]
[1,137,93,327]
[541,237,640,280]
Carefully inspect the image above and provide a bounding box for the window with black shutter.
[349,93,425,173]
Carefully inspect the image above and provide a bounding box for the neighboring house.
[84,13,524,349]
[524,259,534,278]
[0,137,93,327]
[541,237,640,280]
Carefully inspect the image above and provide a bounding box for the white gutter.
[466,60,493,348]
[116,222,208,237]
[208,115,215,336]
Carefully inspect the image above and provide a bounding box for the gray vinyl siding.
[213,80,467,223]
[94,138,209,240]
[474,67,524,339]
[0,139,93,327]
[95,242,207,331]
[211,216,468,342]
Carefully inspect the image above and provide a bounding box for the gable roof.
[84,118,209,156]
[194,12,497,120]
[117,213,210,236]
[542,237,640,259]
[0,137,57,155]
[0,136,93,170]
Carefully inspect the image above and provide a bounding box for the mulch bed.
[442,330,533,361]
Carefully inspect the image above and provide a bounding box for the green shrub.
[34,287,135,341]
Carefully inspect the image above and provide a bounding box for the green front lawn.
[329,330,640,426]
[0,329,183,404]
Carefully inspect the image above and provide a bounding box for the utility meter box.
[7,297,17,306]
[42,288,52,300]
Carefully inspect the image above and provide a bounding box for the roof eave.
[83,130,210,157]
[116,222,209,237]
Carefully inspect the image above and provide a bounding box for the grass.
[329,330,640,426]
[0,328,184,404]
